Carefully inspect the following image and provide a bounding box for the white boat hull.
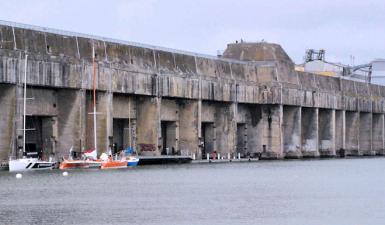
[9,158,56,172]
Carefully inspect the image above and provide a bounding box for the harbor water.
[1,158,385,225]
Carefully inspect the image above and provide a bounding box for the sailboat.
[100,148,127,169]
[59,45,102,170]
[9,54,56,172]
[125,100,139,167]
[59,146,101,169]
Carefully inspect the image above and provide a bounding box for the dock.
[192,158,260,164]
[138,156,193,165]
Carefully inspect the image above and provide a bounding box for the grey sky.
[0,0,384,64]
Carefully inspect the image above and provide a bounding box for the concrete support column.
[372,113,384,155]
[345,111,359,156]
[335,110,345,155]
[283,106,302,158]
[215,103,237,157]
[245,105,263,157]
[318,109,336,157]
[261,105,284,159]
[359,112,373,155]
[179,100,200,158]
[0,84,16,161]
[56,89,86,159]
[229,103,237,156]
[301,107,319,157]
[136,96,160,156]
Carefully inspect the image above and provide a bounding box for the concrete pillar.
[179,100,199,157]
[345,111,359,156]
[215,103,237,157]
[245,105,262,157]
[136,96,160,156]
[301,107,319,157]
[318,109,336,157]
[283,106,301,158]
[372,113,384,155]
[335,110,345,155]
[56,89,85,159]
[359,112,373,155]
[228,103,237,156]
[261,105,284,159]
[0,84,16,161]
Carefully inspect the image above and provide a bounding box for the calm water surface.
[1,158,385,225]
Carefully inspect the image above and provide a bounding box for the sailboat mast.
[128,99,131,148]
[92,45,97,153]
[23,54,28,154]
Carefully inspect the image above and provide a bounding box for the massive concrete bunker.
[1,21,384,162]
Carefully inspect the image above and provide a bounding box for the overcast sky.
[0,0,384,65]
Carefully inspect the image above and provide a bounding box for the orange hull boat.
[59,160,101,170]
[100,160,127,169]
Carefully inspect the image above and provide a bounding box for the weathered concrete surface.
[136,97,160,156]
[261,105,284,159]
[359,112,373,155]
[214,103,236,156]
[301,107,319,157]
[345,111,360,156]
[372,113,384,155]
[283,106,301,158]
[179,100,199,157]
[56,89,83,158]
[237,104,263,156]
[318,109,335,157]
[1,21,385,161]
[0,84,15,160]
[335,110,345,154]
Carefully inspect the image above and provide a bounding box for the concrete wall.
[179,100,199,157]
[359,112,373,155]
[335,110,345,153]
[1,22,385,161]
[301,107,319,157]
[372,114,384,155]
[214,103,236,156]
[136,97,160,155]
[283,106,301,158]
[0,84,15,161]
[237,104,263,156]
[318,109,335,156]
[56,89,84,159]
[345,111,359,155]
